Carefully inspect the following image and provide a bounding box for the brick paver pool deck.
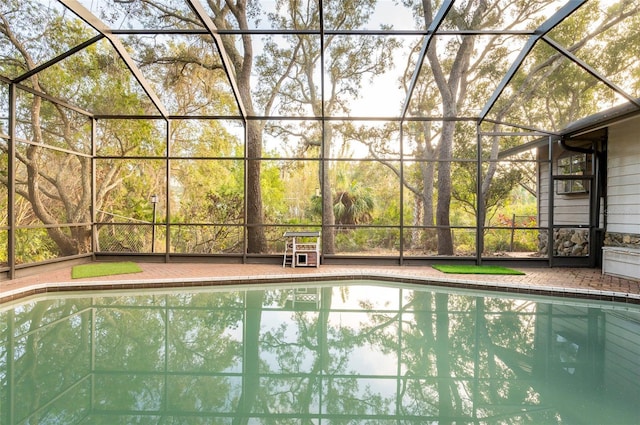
[1,262,639,304]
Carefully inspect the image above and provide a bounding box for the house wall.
[537,144,592,256]
[535,113,640,271]
[601,116,640,279]
[606,116,640,236]
[537,145,591,228]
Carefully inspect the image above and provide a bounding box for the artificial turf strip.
[432,264,525,275]
[72,261,143,279]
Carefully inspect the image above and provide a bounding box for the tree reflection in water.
[1,282,639,424]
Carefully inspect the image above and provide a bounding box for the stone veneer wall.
[538,228,590,256]
[604,232,640,249]
[539,231,640,257]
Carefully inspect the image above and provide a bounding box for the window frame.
[556,152,590,195]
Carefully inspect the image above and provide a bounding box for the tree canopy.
[1,0,639,266]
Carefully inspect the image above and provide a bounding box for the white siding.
[607,117,640,234]
[538,148,591,227]
[538,160,550,227]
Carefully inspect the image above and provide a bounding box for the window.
[557,153,590,194]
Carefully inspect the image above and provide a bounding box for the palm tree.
[309,180,374,229]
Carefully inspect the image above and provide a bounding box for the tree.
[256,0,398,253]
[396,0,625,255]
[0,6,130,258]
[0,1,247,258]
[4,0,640,261]
[309,178,374,228]
[495,0,640,131]
[397,0,522,254]
[127,0,390,254]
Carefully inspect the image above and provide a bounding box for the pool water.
[1,281,639,424]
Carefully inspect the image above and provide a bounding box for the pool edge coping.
[2,271,640,305]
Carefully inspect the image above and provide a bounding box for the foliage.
[307,174,375,228]
[14,228,59,263]
[2,0,640,261]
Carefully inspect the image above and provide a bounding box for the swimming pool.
[1,280,639,424]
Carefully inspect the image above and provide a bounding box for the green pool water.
[1,281,639,424]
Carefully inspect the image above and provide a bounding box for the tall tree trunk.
[421,162,435,227]
[322,124,336,254]
[26,93,79,255]
[419,121,437,250]
[422,2,483,255]
[436,121,455,255]
[7,28,88,256]
[246,121,267,253]
[216,0,268,254]
[412,194,422,249]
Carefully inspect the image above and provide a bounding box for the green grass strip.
[432,264,525,275]
[72,261,142,279]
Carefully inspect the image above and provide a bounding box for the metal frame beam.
[543,35,640,109]
[400,0,455,120]
[12,81,94,117]
[481,117,560,136]
[108,28,537,37]
[2,0,638,270]
[476,123,483,265]
[7,84,16,279]
[478,0,588,121]
[185,0,248,121]
[58,0,170,118]
[12,35,105,84]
